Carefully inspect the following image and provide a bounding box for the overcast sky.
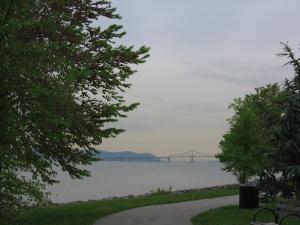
[98,0,300,156]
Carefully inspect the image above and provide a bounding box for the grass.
[4,186,238,225]
[192,204,299,225]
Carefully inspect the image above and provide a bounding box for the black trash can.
[239,184,259,209]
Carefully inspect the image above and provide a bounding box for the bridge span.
[101,151,215,163]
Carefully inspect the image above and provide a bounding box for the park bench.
[258,191,277,204]
[250,199,300,225]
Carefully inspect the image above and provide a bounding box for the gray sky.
[99,0,300,156]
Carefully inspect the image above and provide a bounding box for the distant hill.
[95,150,160,162]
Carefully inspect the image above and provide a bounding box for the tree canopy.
[276,43,300,199]
[217,84,283,183]
[0,0,149,218]
[218,43,300,199]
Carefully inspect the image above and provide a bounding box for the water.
[48,159,236,203]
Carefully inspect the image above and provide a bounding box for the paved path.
[94,195,238,225]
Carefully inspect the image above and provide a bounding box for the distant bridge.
[101,151,215,163]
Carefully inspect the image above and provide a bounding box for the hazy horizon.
[98,0,300,156]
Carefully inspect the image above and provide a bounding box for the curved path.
[94,195,238,225]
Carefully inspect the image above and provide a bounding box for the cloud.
[113,97,228,135]
[99,0,300,155]
[189,59,292,86]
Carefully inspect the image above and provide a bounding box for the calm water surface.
[48,159,236,203]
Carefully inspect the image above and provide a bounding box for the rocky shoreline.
[53,184,238,205]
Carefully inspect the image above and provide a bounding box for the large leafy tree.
[217,84,283,183]
[218,44,300,200]
[0,0,149,218]
[276,43,300,199]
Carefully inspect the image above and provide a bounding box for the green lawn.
[192,204,299,225]
[3,186,238,225]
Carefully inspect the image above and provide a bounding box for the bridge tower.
[190,156,194,163]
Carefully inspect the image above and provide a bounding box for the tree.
[0,0,149,219]
[217,84,283,183]
[276,43,300,200]
[218,44,300,200]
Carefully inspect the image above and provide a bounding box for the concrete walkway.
[94,195,238,225]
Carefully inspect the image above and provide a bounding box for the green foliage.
[0,0,149,219]
[218,43,300,199]
[217,84,283,183]
[192,204,300,225]
[276,43,300,199]
[0,157,49,222]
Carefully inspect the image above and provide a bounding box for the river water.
[48,159,236,203]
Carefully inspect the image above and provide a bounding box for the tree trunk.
[239,172,246,184]
[281,170,289,198]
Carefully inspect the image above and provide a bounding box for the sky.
[98,0,300,156]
